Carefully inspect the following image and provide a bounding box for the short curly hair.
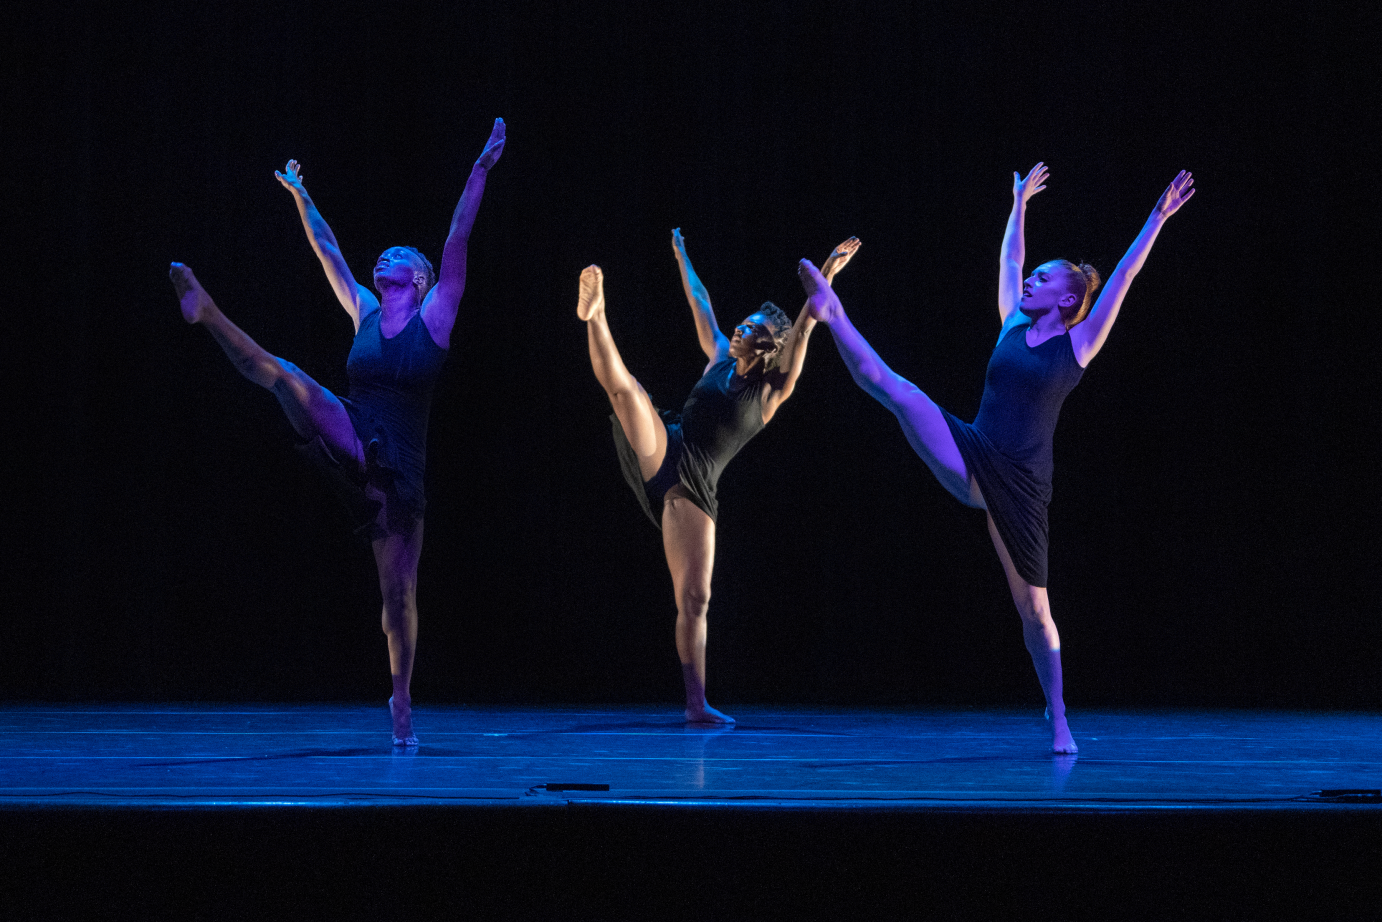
[754,301,794,371]
[401,246,436,298]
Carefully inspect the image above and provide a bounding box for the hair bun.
[1078,262,1102,297]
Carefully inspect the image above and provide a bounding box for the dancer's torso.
[972,322,1084,484]
[677,357,768,488]
[345,308,449,467]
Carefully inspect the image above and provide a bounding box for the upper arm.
[1067,268,1129,367]
[997,259,1023,323]
[419,279,462,349]
[315,240,374,330]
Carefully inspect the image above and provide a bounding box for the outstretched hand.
[275,159,307,197]
[476,118,506,170]
[1013,162,1048,203]
[1154,170,1195,218]
[822,237,861,281]
[671,227,688,260]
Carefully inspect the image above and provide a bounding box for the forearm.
[675,253,721,349]
[1000,198,1027,268]
[445,163,492,247]
[292,192,344,260]
[1114,211,1169,280]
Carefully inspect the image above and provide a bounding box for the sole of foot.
[685,705,735,726]
[577,264,604,320]
[169,262,207,324]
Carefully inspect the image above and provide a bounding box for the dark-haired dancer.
[170,118,506,746]
[798,166,1194,752]
[580,231,860,724]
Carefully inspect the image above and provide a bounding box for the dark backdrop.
[5,1,1378,708]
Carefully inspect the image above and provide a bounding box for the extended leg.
[798,259,980,506]
[171,262,362,467]
[578,265,668,480]
[373,518,425,746]
[662,486,731,725]
[987,515,1077,754]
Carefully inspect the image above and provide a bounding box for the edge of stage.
[3,704,1379,917]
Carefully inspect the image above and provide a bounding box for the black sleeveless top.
[340,308,448,533]
[611,356,769,527]
[943,321,1084,587]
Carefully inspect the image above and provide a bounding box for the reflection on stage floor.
[2,704,1378,810]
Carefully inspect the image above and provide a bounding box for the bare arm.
[276,160,378,332]
[998,163,1048,325]
[1070,171,1196,367]
[671,228,731,363]
[421,118,506,348]
[762,237,861,422]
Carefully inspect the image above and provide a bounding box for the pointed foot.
[685,703,735,726]
[797,259,841,323]
[577,264,605,320]
[389,696,418,747]
[169,262,210,324]
[1050,715,1078,754]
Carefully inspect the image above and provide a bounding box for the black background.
[5,1,1378,709]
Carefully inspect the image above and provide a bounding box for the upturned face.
[728,313,780,359]
[373,247,426,295]
[1019,261,1079,319]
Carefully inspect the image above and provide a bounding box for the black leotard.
[942,321,1084,587]
[612,356,768,527]
[301,308,448,540]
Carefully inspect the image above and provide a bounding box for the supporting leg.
[662,486,731,725]
[987,514,1077,754]
[374,518,424,746]
[578,265,668,480]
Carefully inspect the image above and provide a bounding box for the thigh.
[273,361,365,471]
[889,387,981,507]
[661,486,715,600]
[613,380,669,483]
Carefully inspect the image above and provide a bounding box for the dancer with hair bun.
[579,230,860,724]
[170,118,506,747]
[797,165,1195,752]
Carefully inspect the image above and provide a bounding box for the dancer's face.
[1019,262,1079,319]
[729,313,780,359]
[373,248,427,295]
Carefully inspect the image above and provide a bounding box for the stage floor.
[2,704,1379,811]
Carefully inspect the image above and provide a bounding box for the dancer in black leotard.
[579,230,860,724]
[169,118,506,747]
[798,165,1195,752]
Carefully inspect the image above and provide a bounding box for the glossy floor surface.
[2,704,1379,810]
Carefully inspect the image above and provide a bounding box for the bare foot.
[169,262,211,324]
[389,695,418,747]
[577,264,605,320]
[685,703,735,726]
[797,259,842,323]
[1051,716,1078,754]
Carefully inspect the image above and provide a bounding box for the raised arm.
[671,228,731,364]
[276,160,378,331]
[998,163,1049,325]
[421,118,506,348]
[761,237,861,422]
[1069,170,1195,367]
